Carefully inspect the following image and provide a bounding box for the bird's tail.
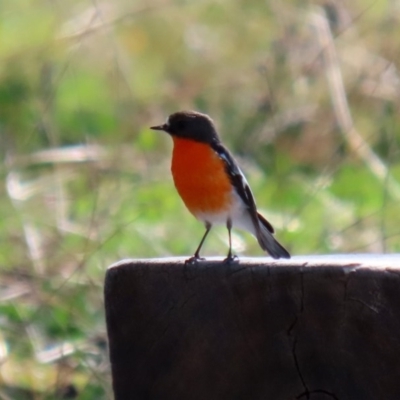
[256,212,290,259]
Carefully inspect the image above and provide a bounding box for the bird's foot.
[184,255,205,265]
[223,254,239,264]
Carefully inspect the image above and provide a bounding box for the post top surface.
[108,254,400,271]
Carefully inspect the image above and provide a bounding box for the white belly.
[193,189,256,236]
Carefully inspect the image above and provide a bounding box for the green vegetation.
[0,0,399,398]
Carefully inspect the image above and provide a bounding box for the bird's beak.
[150,123,167,131]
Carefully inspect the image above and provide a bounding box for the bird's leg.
[185,222,212,264]
[224,218,238,263]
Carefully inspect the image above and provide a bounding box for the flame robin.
[151,111,290,262]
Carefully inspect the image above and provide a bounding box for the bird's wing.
[211,142,274,234]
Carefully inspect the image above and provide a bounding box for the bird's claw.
[184,255,205,265]
[223,254,239,264]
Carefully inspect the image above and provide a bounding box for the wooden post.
[105,255,400,400]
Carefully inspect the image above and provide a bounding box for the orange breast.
[171,137,232,216]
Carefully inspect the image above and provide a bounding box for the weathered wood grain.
[105,255,400,400]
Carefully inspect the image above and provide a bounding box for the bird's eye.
[175,120,186,130]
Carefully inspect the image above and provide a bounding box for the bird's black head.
[150,111,220,144]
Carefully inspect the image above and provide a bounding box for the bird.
[150,111,290,262]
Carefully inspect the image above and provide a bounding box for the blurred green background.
[1,0,399,398]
